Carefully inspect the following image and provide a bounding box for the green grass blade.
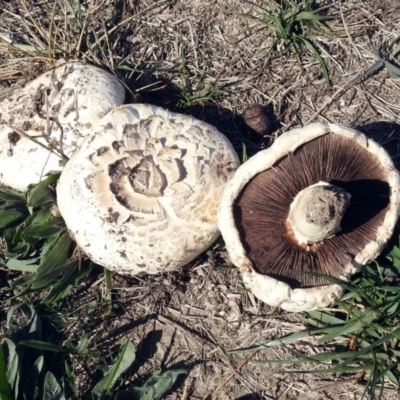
[282,364,372,375]
[297,36,330,87]
[384,60,400,78]
[20,340,69,353]
[354,59,385,83]
[317,310,377,344]
[229,327,333,355]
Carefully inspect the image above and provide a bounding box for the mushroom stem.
[287,181,351,245]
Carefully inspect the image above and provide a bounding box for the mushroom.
[0,62,126,191]
[218,122,400,312]
[56,104,240,275]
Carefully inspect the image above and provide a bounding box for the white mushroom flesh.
[0,62,126,191]
[57,104,240,275]
[287,181,351,245]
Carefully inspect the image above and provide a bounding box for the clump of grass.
[240,0,335,87]
[0,0,166,88]
[229,237,400,399]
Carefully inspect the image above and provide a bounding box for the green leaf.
[0,210,27,228]
[4,339,19,398]
[296,36,330,87]
[6,257,40,272]
[304,310,344,326]
[0,190,25,203]
[92,340,136,396]
[43,260,92,305]
[116,369,188,400]
[7,303,42,343]
[117,65,140,72]
[37,233,71,273]
[384,60,400,78]
[42,371,65,400]
[20,340,69,353]
[26,174,60,207]
[229,326,333,355]
[24,356,44,400]
[317,310,378,344]
[354,59,385,83]
[21,206,64,239]
[0,344,13,400]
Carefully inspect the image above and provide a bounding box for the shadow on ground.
[356,121,400,169]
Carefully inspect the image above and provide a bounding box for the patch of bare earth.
[2,0,400,399]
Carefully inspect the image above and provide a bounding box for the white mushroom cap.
[56,104,240,275]
[0,62,126,191]
[218,122,400,312]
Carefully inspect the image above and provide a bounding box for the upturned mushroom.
[0,62,125,191]
[56,104,240,275]
[218,122,400,312]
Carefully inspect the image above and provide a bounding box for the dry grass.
[2,0,400,399]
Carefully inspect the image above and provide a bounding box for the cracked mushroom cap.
[0,61,125,191]
[56,104,240,275]
[218,123,400,312]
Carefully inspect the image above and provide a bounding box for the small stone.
[242,105,272,136]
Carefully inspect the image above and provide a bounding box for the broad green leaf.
[0,190,25,203]
[42,371,65,400]
[0,344,13,400]
[7,303,42,342]
[43,261,92,305]
[20,340,69,353]
[116,369,188,400]
[36,232,71,276]
[4,339,19,398]
[389,244,400,259]
[6,257,40,272]
[92,340,136,395]
[25,356,44,400]
[0,210,27,228]
[21,206,64,239]
[386,369,400,386]
[26,174,60,207]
